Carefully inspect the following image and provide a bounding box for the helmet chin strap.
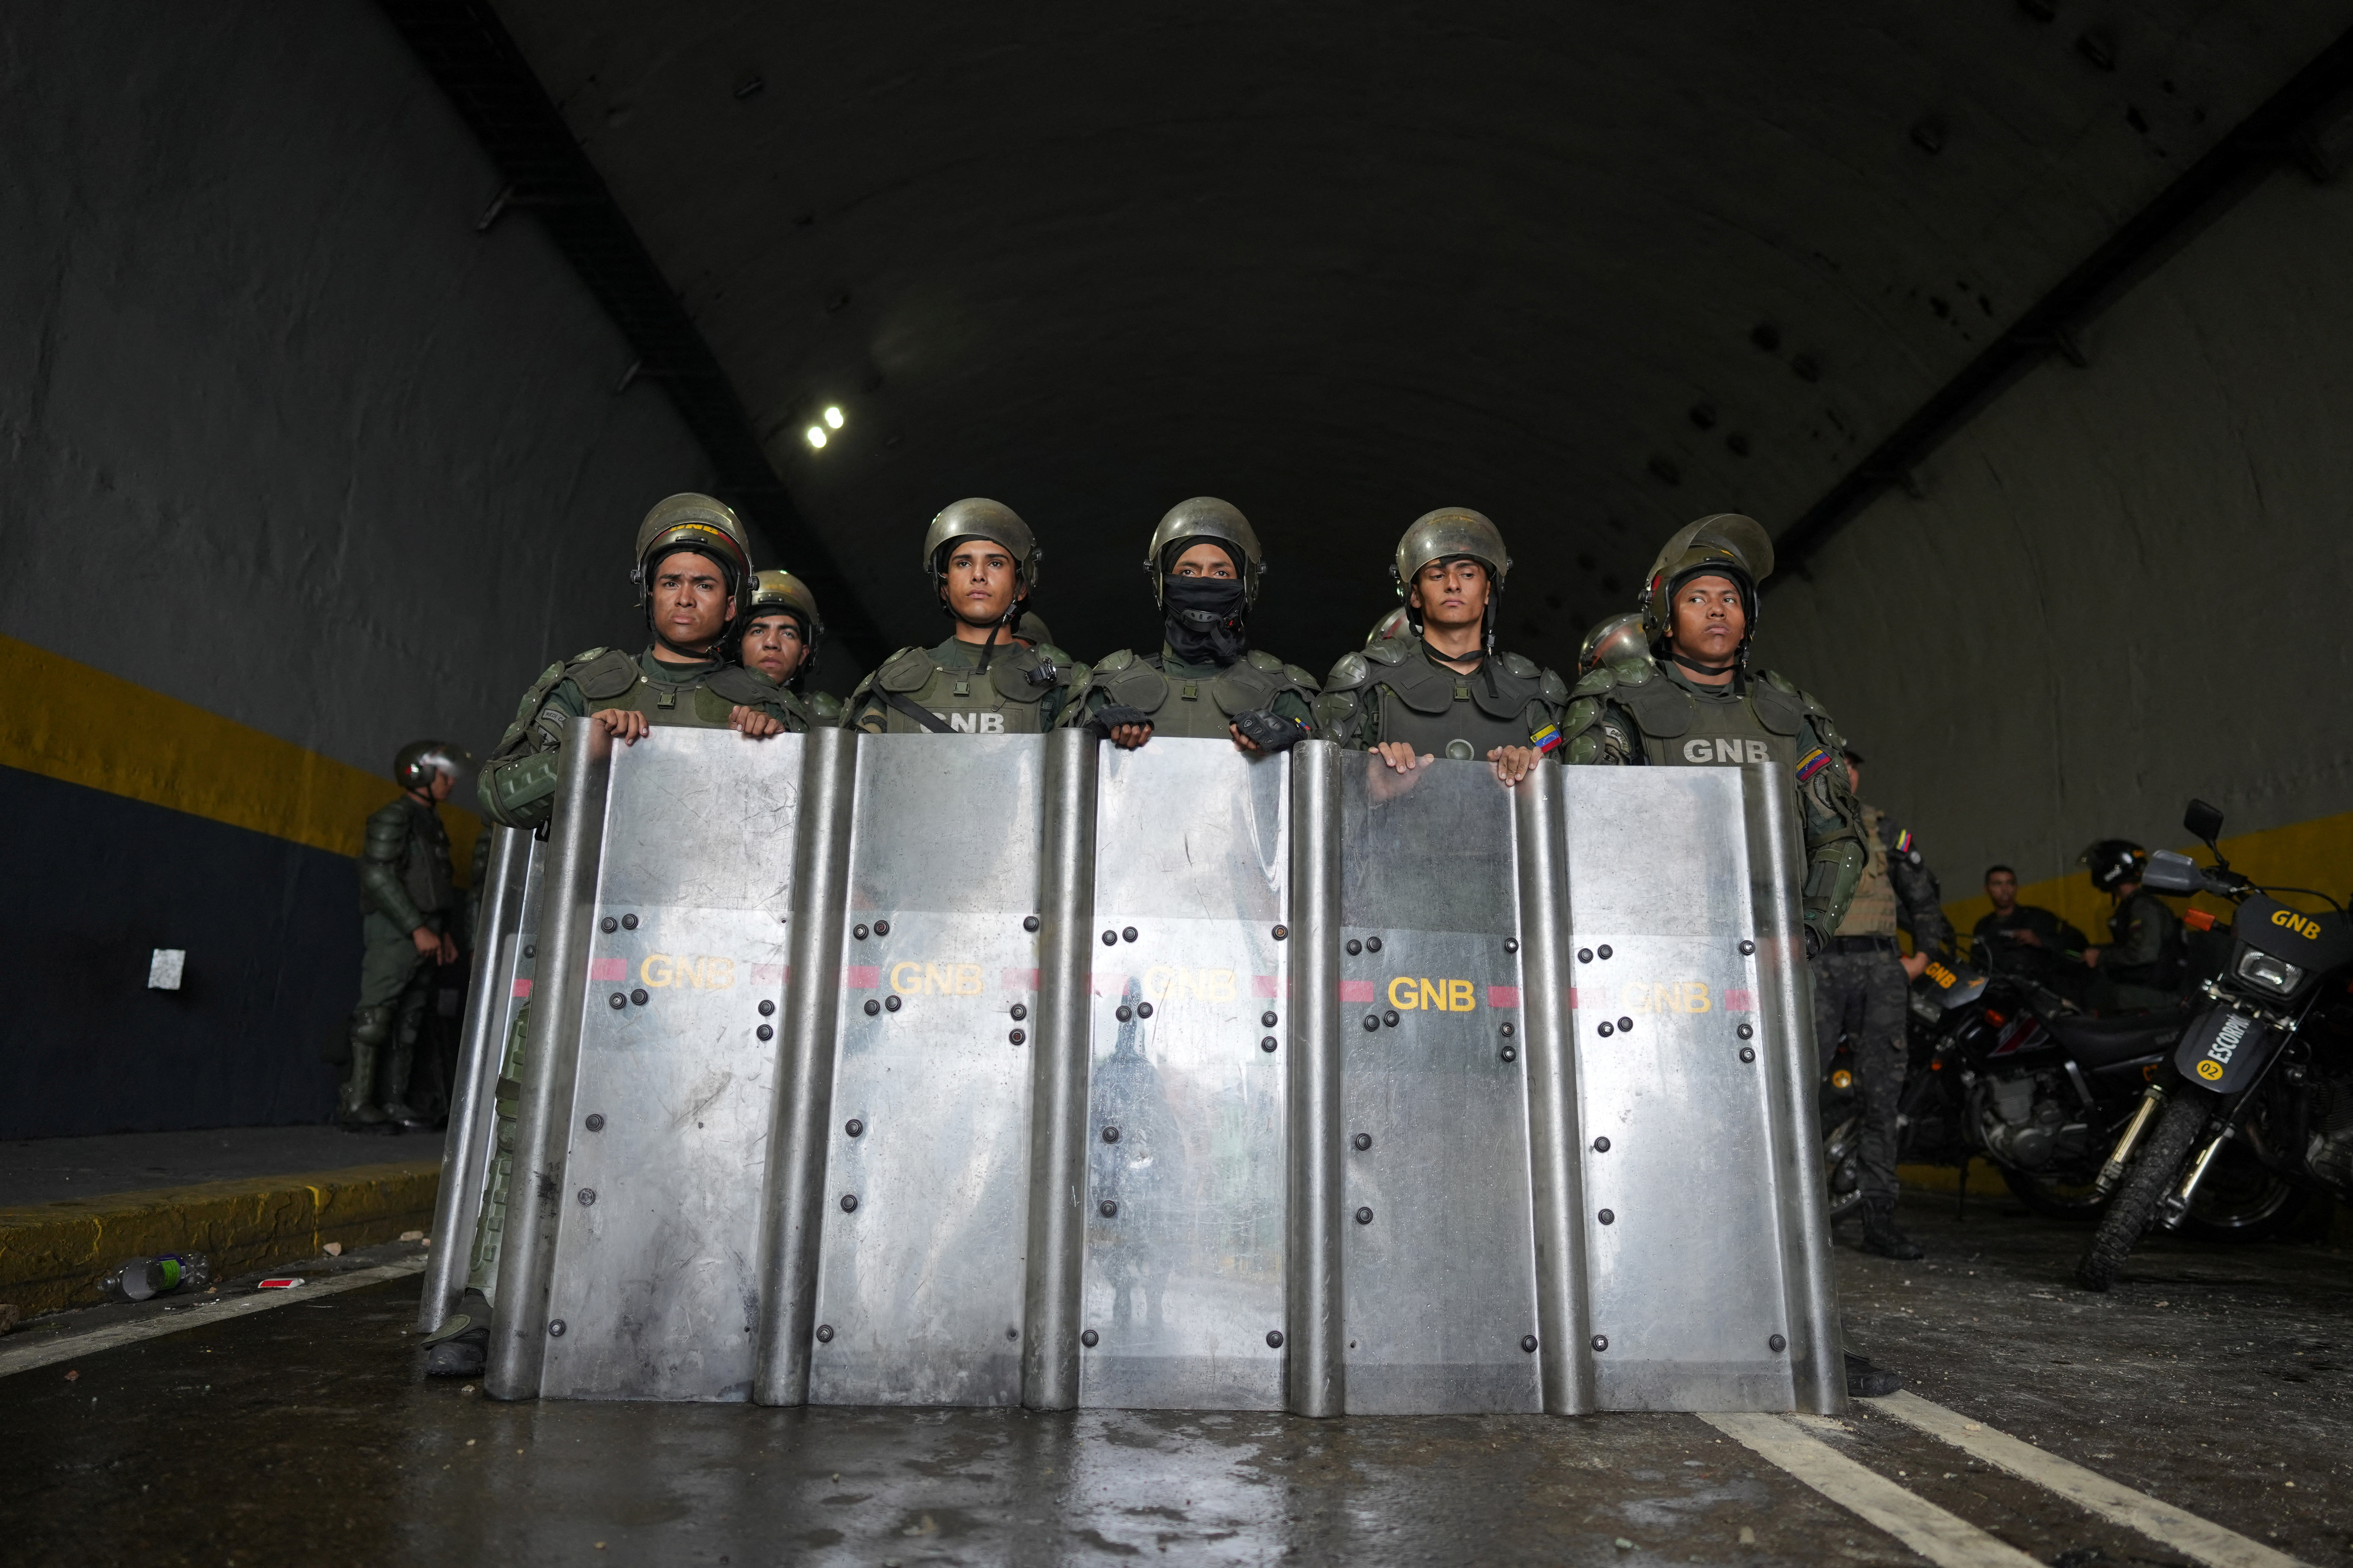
[1669,648,1738,677]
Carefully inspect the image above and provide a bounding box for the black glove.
[1804,924,1826,958]
[1231,709,1311,752]
[1094,704,1153,733]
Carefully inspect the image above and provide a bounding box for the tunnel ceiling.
[484,1,2347,672]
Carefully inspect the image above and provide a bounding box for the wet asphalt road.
[1,1195,2346,1567]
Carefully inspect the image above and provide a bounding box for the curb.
[0,1160,441,1316]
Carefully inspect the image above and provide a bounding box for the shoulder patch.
[1325,651,1371,691]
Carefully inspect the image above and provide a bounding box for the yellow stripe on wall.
[0,633,479,874]
[1942,809,2353,954]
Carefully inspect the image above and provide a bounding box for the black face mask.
[1162,575,1249,666]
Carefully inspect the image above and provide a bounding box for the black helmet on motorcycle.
[2079,839,2148,893]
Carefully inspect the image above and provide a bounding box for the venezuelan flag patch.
[1530,723,1562,754]
[1893,828,1913,855]
[1795,746,1831,780]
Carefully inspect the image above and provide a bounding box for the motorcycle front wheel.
[2075,1090,2210,1290]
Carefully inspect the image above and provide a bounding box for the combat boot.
[339,1040,386,1126]
[380,1038,425,1124]
[421,1289,492,1378]
[1861,1199,1923,1260]
[1843,1350,1901,1397]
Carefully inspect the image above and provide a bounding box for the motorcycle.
[1887,952,2189,1219]
[2074,799,2353,1289]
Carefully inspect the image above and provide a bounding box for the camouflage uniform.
[2093,891,2188,1013]
[1811,805,1949,1208]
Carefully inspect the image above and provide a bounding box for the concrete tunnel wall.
[1762,153,2353,939]
[0,1,719,1137]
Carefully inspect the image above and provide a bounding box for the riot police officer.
[1067,498,1318,752]
[343,742,470,1128]
[1575,610,1647,677]
[1314,508,1567,787]
[1559,513,1867,948]
[477,493,799,828]
[845,499,1084,734]
[737,567,844,727]
[1814,747,1950,1261]
[2077,840,2189,1012]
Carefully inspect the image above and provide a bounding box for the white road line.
[1702,1411,2041,1568]
[0,1259,427,1380]
[1868,1390,2307,1568]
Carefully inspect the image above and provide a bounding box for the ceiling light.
[805,427,827,449]
[824,406,845,430]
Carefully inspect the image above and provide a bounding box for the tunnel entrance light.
[805,426,827,448]
[823,406,845,430]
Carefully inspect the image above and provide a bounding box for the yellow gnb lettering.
[1627,981,1711,1013]
[1448,978,1475,1012]
[641,954,672,987]
[640,954,737,989]
[1388,977,1476,1011]
[890,962,922,993]
[1388,976,1418,1010]
[2273,908,2321,940]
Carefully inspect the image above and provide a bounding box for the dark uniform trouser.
[353,910,441,1104]
[1810,948,1908,1207]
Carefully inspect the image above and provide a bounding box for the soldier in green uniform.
[476,492,800,829]
[1813,747,1950,1261]
[2076,840,2188,1013]
[737,567,844,727]
[426,494,794,1376]
[1313,508,1567,788]
[844,499,1084,735]
[1065,497,1318,752]
[1559,513,1867,949]
[343,741,471,1128]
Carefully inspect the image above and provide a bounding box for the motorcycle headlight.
[2235,948,2305,995]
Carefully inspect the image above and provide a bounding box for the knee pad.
[350,1005,395,1047]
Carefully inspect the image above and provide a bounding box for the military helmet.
[1391,507,1511,603]
[743,568,824,681]
[922,498,1039,592]
[1577,611,1650,674]
[393,741,474,792]
[2080,839,2149,893]
[633,493,754,601]
[1365,606,1414,647]
[1144,497,1264,607]
[1638,513,1773,643]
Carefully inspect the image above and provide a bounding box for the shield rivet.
[1024,915,1041,932]
[873,919,890,937]
[585,1114,606,1132]
[1521,1335,1539,1354]
[1739,939,1756,955]
[1591,1334,1609,1352]
[1261,1037,1278,1052]
[1352,1132,1371,1151]
[864,999,881,1016]
[1616,1016,1633,1032]
[1598,1208,1614,1224]
[1137,1002,1154,1019]
[1011,1003,1028,1021]
[1362,1015,1379,1032]
[1577,948,1593,964]
[1384,1010,1400,1027]
[1102,1126,1121,1144]
[600,917,617,934]
[1271,925,1289,941]
[1006,1327,1019,1341]
[1355,1207,1374,1225]
[815,1324,833,1343]
[1592,1136,1610,1153]
[1082,1329,1100,1348]
[607,993,626,1010]
[1597,1022,1615,1038]
[1346,939,1362,956]
[1366,937,1383,953]
[1009,1028,1026,1045]
[1737,1023,1754,1039]
[1598,945,1614,960]
[853,924,869,941]
[632,989,649,1006]
[1769,1333,1787,1353]
[549,1319,567,1338]
[845,1119,863,1137]
[1116,1005,1133,1022]
[759,999,776,1017]
[525,945,535,959]
[621,913,638,931]
[757,1024,774,1041]
[1266,1330,1286,1349]
[577,1188,596,1207]
[1262,1011,1278,1027]
[1500,1046,1517,1062]
[1740,1046,1756,1063]
[1100,1199,1118,1217]
[1505,937,1519,954]
[884,995,901,1013]
[1102,930,1117,946]
[1500,1022,1516,1037]
[840,1193,858,1212]
[1122,926,1138,943]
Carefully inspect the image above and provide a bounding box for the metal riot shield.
[806,735,1046,1406]
[1336,754,1543,1413]
[528,728,802,1400]
[1563,763,1841,1413]
[419,824,544,1327]
[1078,738,1289,1410]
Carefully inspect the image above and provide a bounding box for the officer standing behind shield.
[1814,747,1950,1261]
[1559,513,1867,949]
[343,742,470,1128]
[844,499,1085,734]
[476,493,798,830]
[737,567,844,728]
[1314,508,1567,787]
[1065,498,1318,753]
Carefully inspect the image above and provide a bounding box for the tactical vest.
[403,802,455,917]
[1356,643,1555,759]
[567,650,789,730]
[1836,806,1898,938]
[865,640,1068,734]
[2106,892,2188,990]
[1089,650,1315,740]
[1607,659,1807,772]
